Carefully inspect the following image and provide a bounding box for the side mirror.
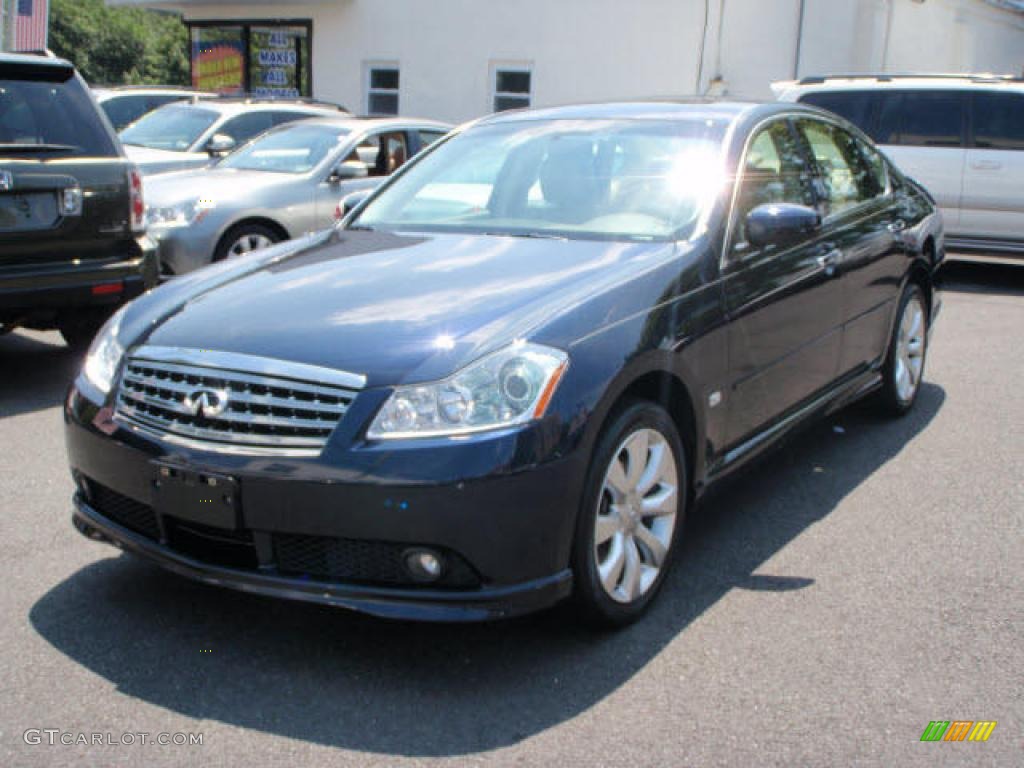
[328,160,369,184]
[745,203,821,250]
[340,189,372,217]
[206,133,236,156]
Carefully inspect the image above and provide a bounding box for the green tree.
[49,0,189,86]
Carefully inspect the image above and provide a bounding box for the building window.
[492,66,531,113]
[366,64,400,116]
[188,21,312,99]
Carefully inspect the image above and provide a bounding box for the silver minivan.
[775,74,1024,260]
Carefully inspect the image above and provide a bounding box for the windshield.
[0,76,116,157]
[120,105,218,152]
[220,123,351,173]
[353,118,729,241]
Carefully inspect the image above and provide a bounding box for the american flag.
[13,0,49,52]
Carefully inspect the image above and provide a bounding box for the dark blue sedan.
[65,101,943,625]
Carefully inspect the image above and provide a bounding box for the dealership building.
[111,0,1024,123]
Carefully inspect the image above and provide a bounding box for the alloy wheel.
[895,295,926,403]
[593,427,679,604]
[228,233,274,257]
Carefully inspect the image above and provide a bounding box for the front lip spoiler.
[71,495,573,622]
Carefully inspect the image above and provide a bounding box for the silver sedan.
[143,117,452,274]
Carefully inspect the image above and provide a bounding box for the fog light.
[404,549,444,582]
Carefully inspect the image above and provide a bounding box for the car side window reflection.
[733,120,815,251]
[795,119,878,218]
[345,131,409,177]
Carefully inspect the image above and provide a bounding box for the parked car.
[93,86,217,132]
[774,74,1024,261]
[145,116,451,274]
[120,98,349,176]
[66,101,942,625]
[1,52,157,348]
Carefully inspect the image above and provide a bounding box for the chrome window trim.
[721,110,894,271]
[129,345,367,391]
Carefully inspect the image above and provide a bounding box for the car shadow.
[29,383,944,756]
[941,259,1024,297]
[0,331,79,418]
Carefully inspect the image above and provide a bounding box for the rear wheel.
[571,401,686,627]
[877,283,928,416]
[214,223,282,262]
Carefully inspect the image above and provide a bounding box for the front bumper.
[65,382,584,622]
[149,224,217,276]
[72,496,571,621]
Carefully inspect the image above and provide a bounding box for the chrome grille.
[114,346,363,455]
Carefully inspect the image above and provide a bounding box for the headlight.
[82,306,128,394]
[147,197,215,228]
[367,342,568,440]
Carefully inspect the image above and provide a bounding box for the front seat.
[538,139,607,224]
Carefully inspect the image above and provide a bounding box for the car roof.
[478,99,765,125]
[149,100,347,118]
[473,100,824,130]
[774,73,1024,96]
[94,86,213,97]
[292,116,453,132]
[0,51,75,78]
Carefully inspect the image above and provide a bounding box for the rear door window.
[877,91,966,148]
[0,74,116,158]
[971,92,1024,150]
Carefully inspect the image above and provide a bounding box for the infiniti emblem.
[183,388,229,418]
[0,171,12,192]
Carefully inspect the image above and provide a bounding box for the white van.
[774,75,1024,260]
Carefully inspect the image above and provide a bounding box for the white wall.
[166,0,1024,121]
[173,0,709,123]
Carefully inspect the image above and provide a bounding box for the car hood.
[144,168,293,206]
[125,144,209,175]
[130,229,683,388]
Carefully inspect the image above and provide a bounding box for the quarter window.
[492,67,531,112]
[217,112,275,146]
[798,91,875,135]
[733,120,815,248]
[972,92,1024,150]
[366,65,400,116]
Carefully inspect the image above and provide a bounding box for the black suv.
[1,53,157,347]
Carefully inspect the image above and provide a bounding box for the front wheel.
[571,401,687,627]
[877,283,928,417]
[214,223,282,263]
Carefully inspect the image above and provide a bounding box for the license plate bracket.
[152,463,239,530]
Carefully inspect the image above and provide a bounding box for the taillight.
[128,166,145,234]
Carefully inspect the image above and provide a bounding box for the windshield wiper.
[346,224,375,232]
[481,230,568,241]
[0,143,78,154]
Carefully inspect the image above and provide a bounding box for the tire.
[571,400,687,627]
[58,309,110,351]
[213,223,282,263]
[877,283,928,417]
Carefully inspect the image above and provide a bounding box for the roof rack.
[213,94,349,112]
[798,73,1023,85]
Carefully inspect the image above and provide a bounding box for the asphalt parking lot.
[0,261,1020,767]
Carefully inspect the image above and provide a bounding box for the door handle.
[970,160,1002,171]
[888,219,906,233]
[817,248,842,277]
